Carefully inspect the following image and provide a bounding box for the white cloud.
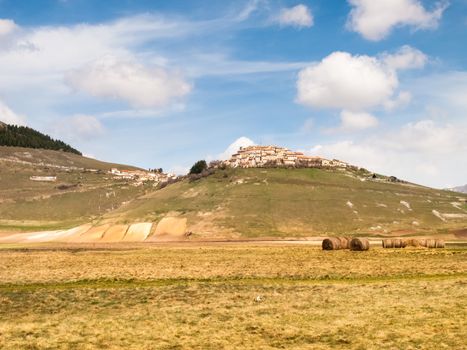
[0,100,26,125]
[66,56,191,108]
[219,136,256,160]
[308,120,467,188]
[0,14,202,116]
[339,110,378,131]
[278,4,313,28]
[297,51,398,111]
[382,45,428,70]
[185,53,308,77]
[347,0,449,41]
[68,115,105,139]
[296,47,428,128]
[0,13,305,122]
[379,120,465,154]
[0,19,17,37]
[383,90,412,111]
[53,114,105,141]
[237,0,267,21]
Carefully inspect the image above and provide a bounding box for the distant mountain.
[0,121,81,155]
[449,184,467,194]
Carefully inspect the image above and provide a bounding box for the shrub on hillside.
[189,160,207,174]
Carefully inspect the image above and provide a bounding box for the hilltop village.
[7,143,358,188]
[219,145,351,169]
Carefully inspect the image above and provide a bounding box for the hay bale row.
[322,236,352,250]
[424,239,445,248]
[349,238,370,251]
[382,238,445,248]
[405,238,421,247]
[382,238,407,248]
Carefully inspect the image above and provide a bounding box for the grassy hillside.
[2,150,466,238]
[0,146,147,232]
[102,167,467,238]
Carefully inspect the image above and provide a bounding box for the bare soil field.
[0,243,466,349]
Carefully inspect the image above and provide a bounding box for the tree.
[189,160,207,174]
[0,122,81,155]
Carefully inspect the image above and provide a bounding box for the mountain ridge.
[449,184,467,194]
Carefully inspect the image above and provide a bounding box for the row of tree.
[0,123,81,155]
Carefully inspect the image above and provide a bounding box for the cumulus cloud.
[0,14,200,118]
[382,45,428,70]
[383,91,412,111]
[0,19,17,37]
[219,136,256,160]
[277,4,314,28]
[339,110,378,131]
[0,100,26,125]
[347,0,449,41]
[296,47,428,129]
[66,56,191,108]
[297,51,398,111]
[308,120,467,188]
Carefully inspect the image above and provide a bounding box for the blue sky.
[0,0,466,188]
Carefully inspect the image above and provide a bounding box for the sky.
[0,0,466,188]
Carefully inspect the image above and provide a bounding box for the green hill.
[0,146,146,232]
[1,149,466,239]
[0,121,81,155]
[101,167,467,239]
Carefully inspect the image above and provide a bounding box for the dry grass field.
[0,243,466,349]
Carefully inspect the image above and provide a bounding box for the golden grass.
[1,244,465,284]
[0,244,466,349]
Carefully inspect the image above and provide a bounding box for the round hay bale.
[425,239,437,248]
[406,238,421,247]
[419,239,427,247]
[337,237,351,249]
[393,238,401,248]
[350,238,370,251]
[435,239,445,248]
[392,238,406,248]
[382,239,394,248]
[322,238,341,250]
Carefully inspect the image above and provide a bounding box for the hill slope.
[100,167,467,239]
[0,121,81,154]
[1,157,466,240]
[0,146,146,232]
